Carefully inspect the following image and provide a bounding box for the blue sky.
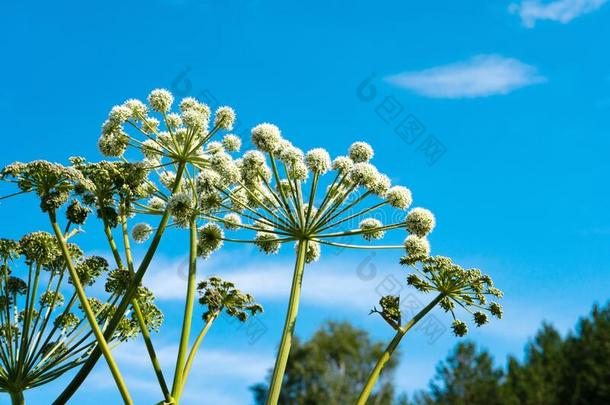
[1,0,610,403]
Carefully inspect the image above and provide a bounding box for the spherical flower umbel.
[301,241,321,263]
[405,207,435,237]
[222,213,242,230]
[254,232,280,254]
[168,192,193,227]
[147,89,174,113]
[359,218,385,241]
[386,186,412,210]
[197,223,224,258]
[304,148,331,174]
[214,106,236,131]
[147,196,165,211]
[350,162,379,188]
[124,99,148,119]
[108,105,132,125]
[222,134,242,152]
[348,141,374,163]
[402,235,430,264]
[251,123,282,152]
[179,97,211,117]
[182,109,208,130]
[331,156,354,172]
[370,173,391,196]
[132,223,153,244]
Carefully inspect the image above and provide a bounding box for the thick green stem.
[53,162,186,405]
[9,390,24,405]
[265,240,309,405]
[48,212,132,404]
[355,293,445,405]
[171,218,198,400]
[175,313,217,401]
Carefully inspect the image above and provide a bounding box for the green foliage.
[412,301,610,405]
[413,342,504,405]
[252,321,398,405]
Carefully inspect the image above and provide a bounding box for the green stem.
[175,312,217,401]
[116,217,172,403]
[265,240,309,405]
[48,211,133,405]
[53,162,186,405]
[9,390,24,405]
[355,293,445,405]
[171,218,198,400]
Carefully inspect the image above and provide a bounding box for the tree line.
[253,301,610,404]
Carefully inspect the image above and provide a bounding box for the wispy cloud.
[90,342,275,404]
[386,55,546,99]
[144,254,389,311]
[510,0,608,28]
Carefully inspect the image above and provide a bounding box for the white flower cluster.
[251,123,282,152]
[131,223,153,243]
[198,223,224,258]
[359,218,385,241]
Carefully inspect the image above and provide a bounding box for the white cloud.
[510,0,607,28]
[89,341,275,404]
[144,253,398,311]
[386,55,546,99]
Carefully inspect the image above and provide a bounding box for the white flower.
[165,113,183,129]
[222,213,242,230]
[205,141,224,154]
[348,141,374,163]
[254,232,281,254]
[182,109,208,130]
[222,134,241,152]
[386,186,412,210]
[304,148,331,174]
[370,173,391,196]
[277,143,304,164]
[251,123,282,152]
[147,196,165,210]
[180,97,211,118]
[108,105,131,125]
[214,106,236,130]
[167,192,192,221]
[98,132,128,157]
[198,223,224,258]
[359,218,385,241]
[141,139,163,160]
[300,241,321,263]
[124,99,148,119]
[349,162,378,188]
[287,161,309,181]
[240,151,271,184]
[403,235,430,260]
[405,207,435,237]
[331,156,354,172]
[141,117,160,134]
[196,169,221,195]
[147,89,174,113]
[131,223,153,243]
[210,152,240,184]
[159,171,177,189]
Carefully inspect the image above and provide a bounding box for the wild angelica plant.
[0,233,157,405]
[0,89,243,404]
[355,255,504,405]
[202,125,436,404]
[0,86,487,405]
